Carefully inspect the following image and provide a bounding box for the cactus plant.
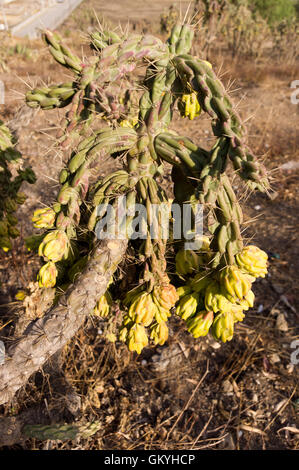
[23,421,101,441]
[0,120,36,252]
[23,21,270,356]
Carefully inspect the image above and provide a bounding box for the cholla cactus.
[26,21,270,352]
[160,5,179,34]
[23,421,101,441]
[221,3,271,59]
[0,120,36,252]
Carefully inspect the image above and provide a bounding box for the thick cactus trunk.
[0,239,127,405]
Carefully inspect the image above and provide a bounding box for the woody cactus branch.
[0,238,127,405]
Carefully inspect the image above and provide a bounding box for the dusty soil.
[0,0,298,450]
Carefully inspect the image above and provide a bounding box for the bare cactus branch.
[0,238,127,406]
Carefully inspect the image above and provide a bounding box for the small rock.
[151,344,182,373]
[276,313,288,332]
[141,359,147,366]
[222,379,233,394]
[286,364,294,374]
[254,205,261,210]
[270,353,281,364]
[257,304,264,313]
[272,284,284,295]
[65,391,81,416]
[252,393,259,403]
[210,341,221,349]
[280,161,299,171]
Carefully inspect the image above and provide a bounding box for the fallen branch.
[0,239,127,405]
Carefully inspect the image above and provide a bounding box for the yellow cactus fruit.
[219,265,252,302]
[152,282,179,312]
[176,284,192,298]
[204,281,233,313]
[127,324,148,354]
[180,92,201,120]
[15,290,27,301]
[175,249,200,276]
[119,326,128,343]
[154,305,171,323]
[119,119,134,128]
[176,292,200,320]
[236,245,268,278]
[37,261,58,288]
[119,117,138,128]
[105,332,117,343]
[150,321,169,346]
[190,235,210,252]
[93,292,112,317]
[0,236,12,252]
[38,230,69,262]
[122,314,134,327]
[186,310,214,338]
[32,207,56,229]
[237,289,255,311]
[231,305,245,323]
[128,292,157,327]
[190,271,213,293]
[212,312,234,343]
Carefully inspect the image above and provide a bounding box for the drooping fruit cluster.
[118,275,179,352]
[175,241,267,342]
[26,22,269,353]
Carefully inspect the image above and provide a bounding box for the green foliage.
[0,121,36,252]
[251,0,296,25]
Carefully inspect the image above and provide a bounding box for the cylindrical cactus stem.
[167,23,194,55]
[209,175,244,267]
[172,55,269,192]
[43,30,83,74]
[155,132,208,171]
[23,421,101,441]
[90,30,122,50]
[26,82,76,110]
[53,127,138,239]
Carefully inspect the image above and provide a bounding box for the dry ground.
[0,0,298,450]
